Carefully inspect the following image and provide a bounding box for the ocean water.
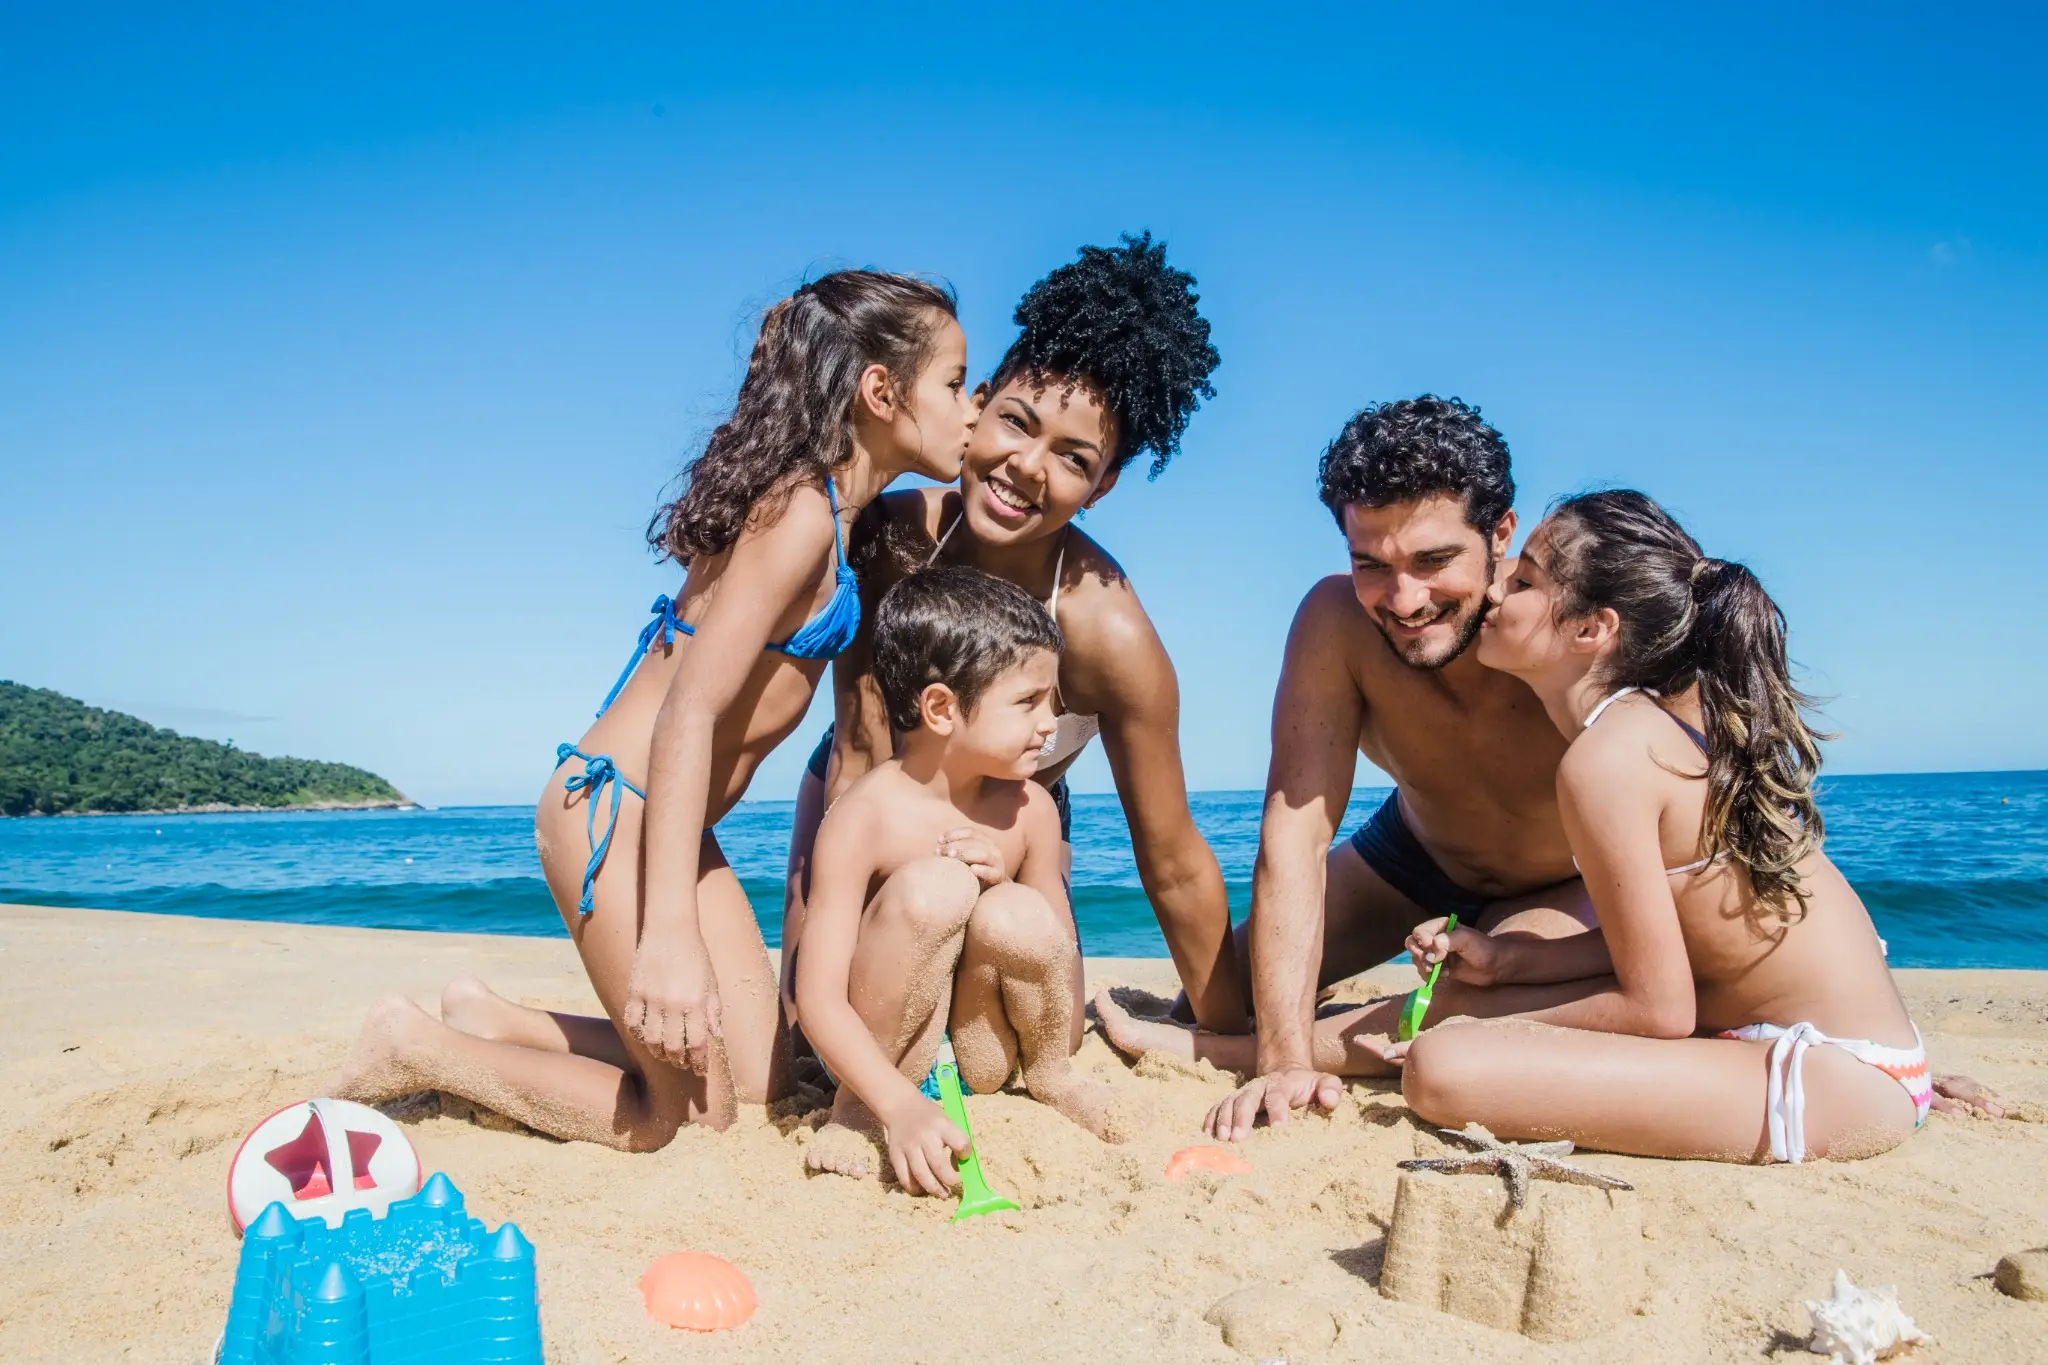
[2,772,2044,968]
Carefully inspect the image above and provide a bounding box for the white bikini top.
[933,513,1100,773]
[1577,686,1722,878]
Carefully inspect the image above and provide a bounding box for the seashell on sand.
[1803,1269,1928,1364]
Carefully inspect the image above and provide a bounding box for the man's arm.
[1250,578,1368,1071]
[1206,580,1365,1140]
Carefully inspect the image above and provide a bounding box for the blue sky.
[3,4,2043,807]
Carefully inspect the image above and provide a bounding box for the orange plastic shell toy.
[639,1251,757,1332]
[1164,1144,1253,1181]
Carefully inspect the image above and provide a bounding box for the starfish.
[1396,1123,1634,1209]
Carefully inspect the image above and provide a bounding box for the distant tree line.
[0,681,407,816]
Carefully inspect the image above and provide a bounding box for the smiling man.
[1189,396,1591,1135]
[1143,396,2001,1140]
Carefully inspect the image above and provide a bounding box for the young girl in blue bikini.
[331,270,976,1149]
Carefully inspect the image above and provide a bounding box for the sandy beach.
[5,901,2045,1363]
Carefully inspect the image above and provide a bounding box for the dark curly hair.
[873,565,1063,733]
[1543,490,1831,927]
[648,270,957,564]
[989,231,1220,478]
[1317,396,1514,535]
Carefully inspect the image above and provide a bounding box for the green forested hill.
[0,682,408,816]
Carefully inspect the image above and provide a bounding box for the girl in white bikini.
[782,233,1246,1037]
[1393,488,1930,1162]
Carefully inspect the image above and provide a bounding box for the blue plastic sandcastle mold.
[218,1172,541,1365]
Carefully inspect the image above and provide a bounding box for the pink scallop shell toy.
[640,1252,757,1332]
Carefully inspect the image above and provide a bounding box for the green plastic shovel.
[1397,912,1460,1042]
[931,1040,1017,1223]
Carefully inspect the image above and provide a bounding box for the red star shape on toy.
[263,1108,383,1199]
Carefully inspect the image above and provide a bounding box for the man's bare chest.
[1354,666,1566,805]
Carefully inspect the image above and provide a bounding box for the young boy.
[795,565,1134,1195]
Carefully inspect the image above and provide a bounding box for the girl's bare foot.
[1092,989,1198,1064]
[327,994,435,1102]
[806,1089,885,1180]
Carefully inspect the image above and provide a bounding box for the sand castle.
[219,1173,540,1365]
[1380,1126,1644,1341]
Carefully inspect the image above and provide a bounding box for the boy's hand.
[1406,918,1511,988]
[937,828,1005,885]
[625,936,723,1070]
[884,1095,970,1197]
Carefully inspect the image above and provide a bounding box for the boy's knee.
[967,882,1064,956]
[880,857,980,941]
[1401,1027,1486,1126]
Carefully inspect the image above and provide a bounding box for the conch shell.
[1804,1269,1929,1364]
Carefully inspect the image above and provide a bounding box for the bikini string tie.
[1761,1020,1824,1163]
[595,595,682,717]
[556,743,645,917]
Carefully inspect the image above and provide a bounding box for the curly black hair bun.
[993,232,1220,479]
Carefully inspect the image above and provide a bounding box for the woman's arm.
[631,490,834,1067]
[1083,600,1245,1032]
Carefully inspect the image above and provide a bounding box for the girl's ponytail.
[1544,491,1830,925]
[1687,558,1827,920]
[649,271,956,565]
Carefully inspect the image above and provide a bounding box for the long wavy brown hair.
[1542,490,1831,924]
[649,271,956,564]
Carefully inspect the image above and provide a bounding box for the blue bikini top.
[594,479,860,717]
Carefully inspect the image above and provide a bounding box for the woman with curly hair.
[331,270,977,1148]
[781,233,1247,1048]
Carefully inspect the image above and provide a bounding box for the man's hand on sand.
[1203,1065,1342,1142]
